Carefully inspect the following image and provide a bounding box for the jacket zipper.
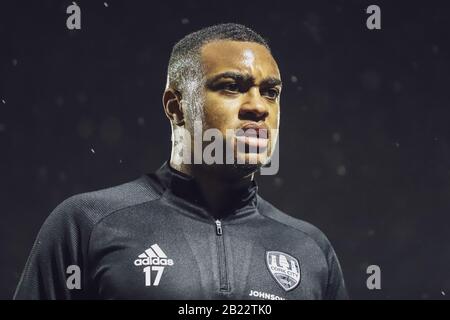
[215,219,229,292]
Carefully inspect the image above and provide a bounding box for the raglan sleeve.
[324,245,349,300]
[13,196,93,300]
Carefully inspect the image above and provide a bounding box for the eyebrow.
[206,71,282,88]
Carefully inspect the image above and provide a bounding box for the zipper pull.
[215,220,223,236]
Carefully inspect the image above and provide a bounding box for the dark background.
[1,0,449,300]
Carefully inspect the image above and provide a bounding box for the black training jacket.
[14,161,348,300]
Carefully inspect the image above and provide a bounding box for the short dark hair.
[167,23,270,94]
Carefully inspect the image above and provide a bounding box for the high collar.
[152,161,259,221]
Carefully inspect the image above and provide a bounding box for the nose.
[238,87,269,122]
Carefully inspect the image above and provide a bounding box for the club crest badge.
[266,251,301,291]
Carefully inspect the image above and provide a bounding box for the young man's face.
[198,40,281,171]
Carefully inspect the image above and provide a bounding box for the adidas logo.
[134,244,174,267]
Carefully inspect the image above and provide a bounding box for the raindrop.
[432,45,439,55]
[104,2,108,7]
[290,75,298,83]
[55,96,64,107]
[274,177,283,188]
[392,81,403,93]
[77,118,95,139]
[76,92,87,104]
[312,168,322,179]
[337,165,346,176]
[37,166,48,182]
[361,70,381,91]
[58,171,67,182]
[181,18,190,25]
[90,148,95,154]
[100,117,122,145]
[332,132,341,143]
[421,293,429,299]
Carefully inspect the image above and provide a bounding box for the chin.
[230,162,260,177]
[231,153,270,174]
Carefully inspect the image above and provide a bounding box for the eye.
[223,82,240,93]
[262,88,280,100]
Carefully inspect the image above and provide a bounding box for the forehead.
[200,40,280,80]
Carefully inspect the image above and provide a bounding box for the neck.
[170,160,255,219]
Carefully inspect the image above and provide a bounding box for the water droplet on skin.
[242,49,255,68]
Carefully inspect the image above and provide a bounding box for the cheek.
[268,104,280,128]
[203,93,240,129]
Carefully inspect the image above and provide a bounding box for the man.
[14,23,348,300]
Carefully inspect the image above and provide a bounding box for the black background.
[1,0,449,300]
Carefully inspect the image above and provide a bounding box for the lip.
[235,122,270,152]
[235,135,268,150]
[236,122,270,139]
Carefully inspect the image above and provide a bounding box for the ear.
[162,88,185,126]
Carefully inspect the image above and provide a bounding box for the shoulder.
[44,175,162,231]
[256,195,334,256]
